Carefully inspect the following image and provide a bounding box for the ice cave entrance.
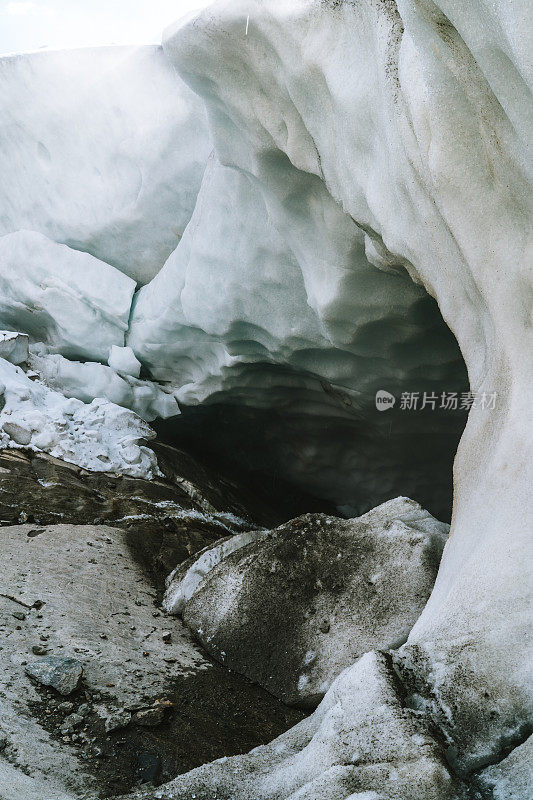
[155,290,469,522]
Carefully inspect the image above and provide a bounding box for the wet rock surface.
[0,444,328,589]
[0,444,310,799]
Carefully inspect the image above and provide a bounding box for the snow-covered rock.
[164,528,268,616]
[0,331,28,365]
[0,46,211,285]
[476,735,533,800]
[0,231,135,362]
[0,357,159,478]
[165,498,448,707]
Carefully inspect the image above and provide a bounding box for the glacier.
[0,0,531,798]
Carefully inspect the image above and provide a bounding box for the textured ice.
[0,331,29,365]
[0,46,211,285]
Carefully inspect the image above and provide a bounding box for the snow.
[0,46,211,285]
[0,357,160,478]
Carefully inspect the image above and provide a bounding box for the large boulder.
[166,497,448,707]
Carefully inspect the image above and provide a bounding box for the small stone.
[18,510,29,523]
[152,611,160,618]
[12,611,25,621]
[104,711,131,733]
[319,620,331,634]
[31,645,47,655]
[133,706,165,728]
[25,656,83,696]
[161,631,172,643]
[60,713,84,734]
[58,702,74,713]
[77,703,91,717]
[99,633,108,640]
[27,529,45,538]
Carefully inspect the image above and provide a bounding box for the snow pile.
[0,46,211,285]
[0,357,160,478]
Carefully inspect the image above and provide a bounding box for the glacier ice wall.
[128,0,532,794]
[0,45,211,285]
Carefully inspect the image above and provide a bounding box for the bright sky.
[0,0,210,55]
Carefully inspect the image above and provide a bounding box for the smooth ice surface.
[0,45,211,285]
[0,231,136,362]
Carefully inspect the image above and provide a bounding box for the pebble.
[12,611,25,621]
[60,713,84,734]
[31,645,48,655]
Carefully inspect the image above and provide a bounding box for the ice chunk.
[0,331,29,365]
[108,346,142,378]
[0,231,135,362]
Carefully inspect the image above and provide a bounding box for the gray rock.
[25,656,83,696]
[171,497,449,707]
[104,710,131,733]
[31,645,48,655]
[132,706,165,728]
[60,713,84,734]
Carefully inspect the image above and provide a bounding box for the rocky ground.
[0,446,309,799]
